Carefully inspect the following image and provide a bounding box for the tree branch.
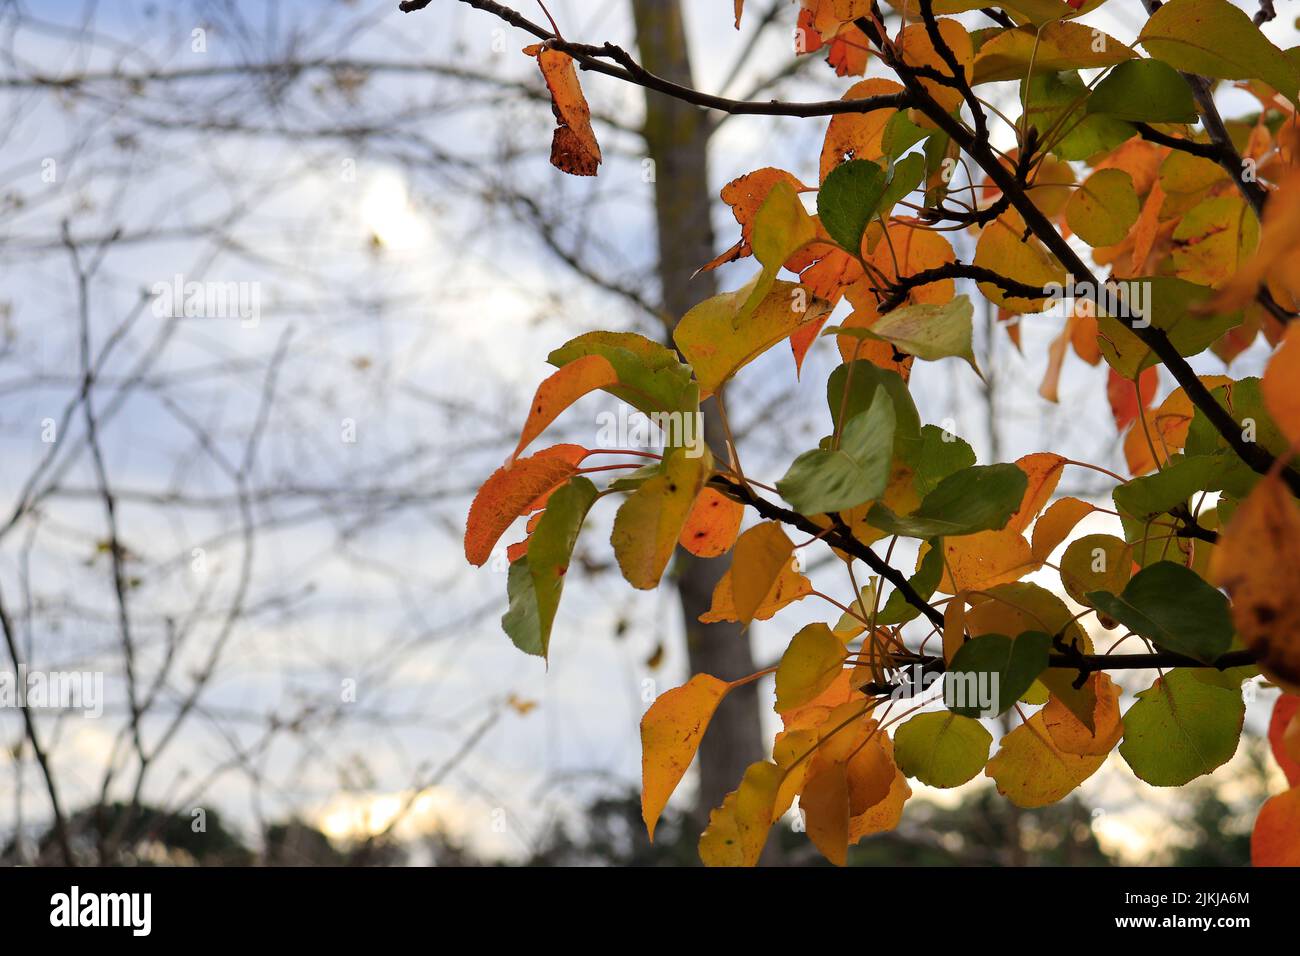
[405,0,912,117]
[708,475,946,630]
[857,6,1300,497]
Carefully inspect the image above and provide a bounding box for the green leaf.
[1020,71,1132,161]
[777,388,896,514]
[1087,59,1198,123]
[878,153,926,221]
[866,464,1028,538]
[1138,0,1299,107]
[864,296,981,376]
[827,361,922,466]
[880,111,927,160]
[743,180,818,318]
[1096,276,1242,376]
[817,160,887,256]
[946,631,1052,718]
[1112,453,1226,524]
[1119,669,1245,786]
[1087,561,1233,663]
[913,425,976,498]
[611,449,709,590]
[876,540,943,625]
[549,331,698,418]
[1066,168,1140,247]
[501,477,599,658]
[893,711,993,788]
[775,623,846,714]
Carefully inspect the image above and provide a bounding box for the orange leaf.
[1263,321,1300,445]
[464,444,588,566]
[847,764,911,843]
[1252,787,1300,866]
[1212,472,1300,694]
[641,674,731,841]
[935,530,1036,594]
[1030,496,1095,564]
[513,354,618,459]
[1043,673,1123,756]
[1213,166,1300,312]
[525,44,602,177]
[679,487,745,557]
[801,761,850,866]
[1268,694,1300,787]
[819,77,905,182]
[1007,452,1067,534]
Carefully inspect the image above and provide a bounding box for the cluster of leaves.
[456,0,1300,866]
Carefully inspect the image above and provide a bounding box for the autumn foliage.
[444,0,1300,866]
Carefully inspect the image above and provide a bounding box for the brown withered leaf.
[525,44,602,177]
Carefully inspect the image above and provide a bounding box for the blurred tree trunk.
[632,0,765,825]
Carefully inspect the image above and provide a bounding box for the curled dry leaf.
[525,44,602,177]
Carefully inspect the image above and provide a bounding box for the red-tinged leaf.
[1252,787,1300,866]
[524,44,602,177]
[464,445,588,566]
[512,354,618,460]
[1268,694,1300,786]
[826,23,871,77]
[788,310,832,375]
[641,674,731,841]
[1106,365,1158,432]
[679,486,745,558]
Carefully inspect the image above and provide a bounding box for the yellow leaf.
[898,19,974,121]
[971,21,1132,85]
[675,278,832,398]
[730,522,797,625]
[640,674,731,841]
[986,710,1107,808]
[1171,194,1258,288]
[700,556,812,623]
[973,209,1066,314]
[698,760,783,866]
[1043,673,1124,756]
[612,450,710,589]
[1059,533,1132,608]
[775,623,848,714]
[1211,472,1300,693]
